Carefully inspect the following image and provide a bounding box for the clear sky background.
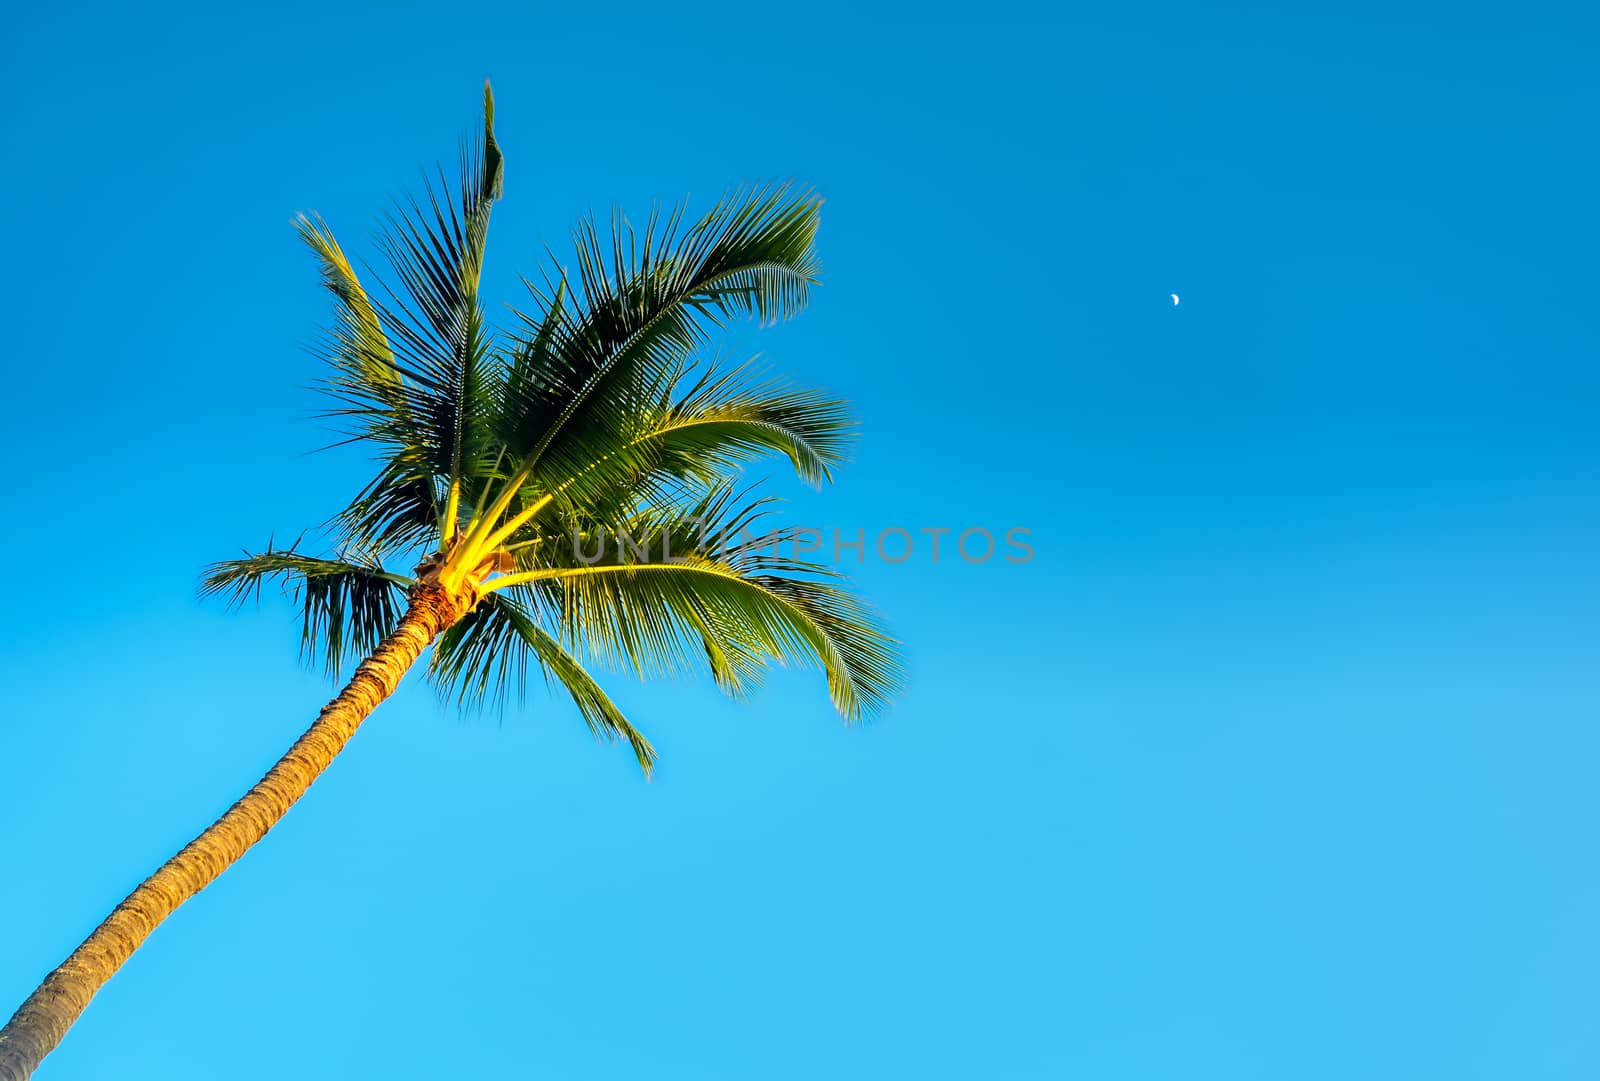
[2,2,1598,1078]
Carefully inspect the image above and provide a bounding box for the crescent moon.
[1171,294,1180,306]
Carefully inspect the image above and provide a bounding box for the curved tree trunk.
[0,583,465,1080]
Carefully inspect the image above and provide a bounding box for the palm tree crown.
[202,83,901,774]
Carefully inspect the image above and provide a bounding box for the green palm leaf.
[431,591,657,774]
[510,559,898,722]
[200,545,412,678]
[480,185,824,524]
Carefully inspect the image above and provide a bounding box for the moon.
[1170,293,1180,306]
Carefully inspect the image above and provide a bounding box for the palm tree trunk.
[0,583,465,1080]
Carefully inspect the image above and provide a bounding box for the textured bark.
[0,583,468,1080]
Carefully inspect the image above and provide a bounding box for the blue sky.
[3,2,1598,1077]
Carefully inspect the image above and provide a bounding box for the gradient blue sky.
[3,2,1598,1078]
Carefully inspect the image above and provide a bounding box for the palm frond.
[632,358,854,488]
[487,486,900,721]
[492,185,823,506]
[294,213,401,395]
[527,558,898,721]
[481,356,852,550]
[323,456,440,555]
[303,83,505,545]
[431,590,658,774]
[201,545,412,678]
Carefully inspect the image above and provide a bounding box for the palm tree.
[0,83,900,1080]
